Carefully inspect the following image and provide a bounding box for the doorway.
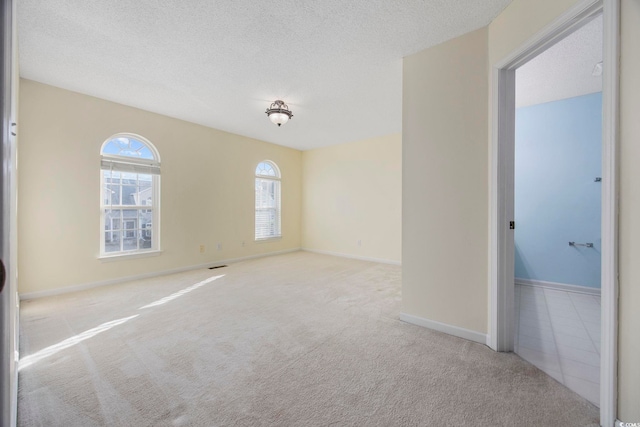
[489,0,619,425]
[513,14,603,406]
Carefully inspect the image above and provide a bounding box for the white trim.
[515,278,601,296]
[600,0,619,425]
[490,1,618,425]
[489,65,516,352]
[98,249,163,262]
[302,248,401,266]
[494,2,603,70]
[19,248,301,300]
[255,236,282,243]
[400,313,487,345]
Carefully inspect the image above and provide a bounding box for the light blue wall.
[515,92,602,288]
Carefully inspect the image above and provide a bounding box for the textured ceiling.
[516,15,602,108]
[18,0,513,150]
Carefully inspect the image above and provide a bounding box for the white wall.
[18,80,302,295]
[402,27,489,334]
[302,133,401,264]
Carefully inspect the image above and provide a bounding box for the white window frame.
[255,160,281,241]
[99,133,161,259]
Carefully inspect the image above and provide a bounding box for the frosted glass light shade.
[269,112,290,126]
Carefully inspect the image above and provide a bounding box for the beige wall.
[402,27,489,333]
[618,0,640,420]
[403,0,639,420]
[18,80,302,295]
[302,134,401,263]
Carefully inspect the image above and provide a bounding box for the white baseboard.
[515,278,601,296]
[19,248,302,300]
[302,248,401,266]
[399,313,487,345]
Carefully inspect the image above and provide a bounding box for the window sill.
[255,236,282,243]
[98,250,162,262]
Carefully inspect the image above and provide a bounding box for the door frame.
[1,0,18,425]
[488,0,619,425]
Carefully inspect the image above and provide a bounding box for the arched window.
[255,161,281,240]
[100,134,161,256]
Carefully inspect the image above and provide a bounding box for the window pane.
[104,230,121,253]
[103,137,155,160]
[105,185,121,205]
[122,211,137,250]
[256,162,277,177]
[104,209,121,229]
[139,210,152,249]
[255,175,281,240]
[138,174,152,183]
[116,185,123,205]
[103,170,121,184]
[123,235,138,251]
[256,208,278,238]
[138,175,152,207]
[256,179,276,208]
[103,170,120,205]
[103,183,113,205]
[138,146,154,160]
[122,185,137,205]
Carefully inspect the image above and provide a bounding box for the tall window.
[255,161,281,240]
[100,134,160,256]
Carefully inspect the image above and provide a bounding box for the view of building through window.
[103,171,153,252]
[100,135,160,255]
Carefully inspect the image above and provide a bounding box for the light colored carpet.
[18,251,599,426]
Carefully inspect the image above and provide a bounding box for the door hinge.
[509,221,515,230]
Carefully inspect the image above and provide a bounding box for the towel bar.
[569,242,593,248]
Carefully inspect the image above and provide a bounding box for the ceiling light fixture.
[265,100,293,127]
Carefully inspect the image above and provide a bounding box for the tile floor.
[514,284,601,406]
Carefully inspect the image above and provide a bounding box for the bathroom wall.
[515,92,602,288]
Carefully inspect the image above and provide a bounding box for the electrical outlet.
[357,240,362,247]
[242,241,245,247]
[199,244,205,253]
[217,243,222,250]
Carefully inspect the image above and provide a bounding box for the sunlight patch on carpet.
[138,274,224,310]
[19,315,140,371]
